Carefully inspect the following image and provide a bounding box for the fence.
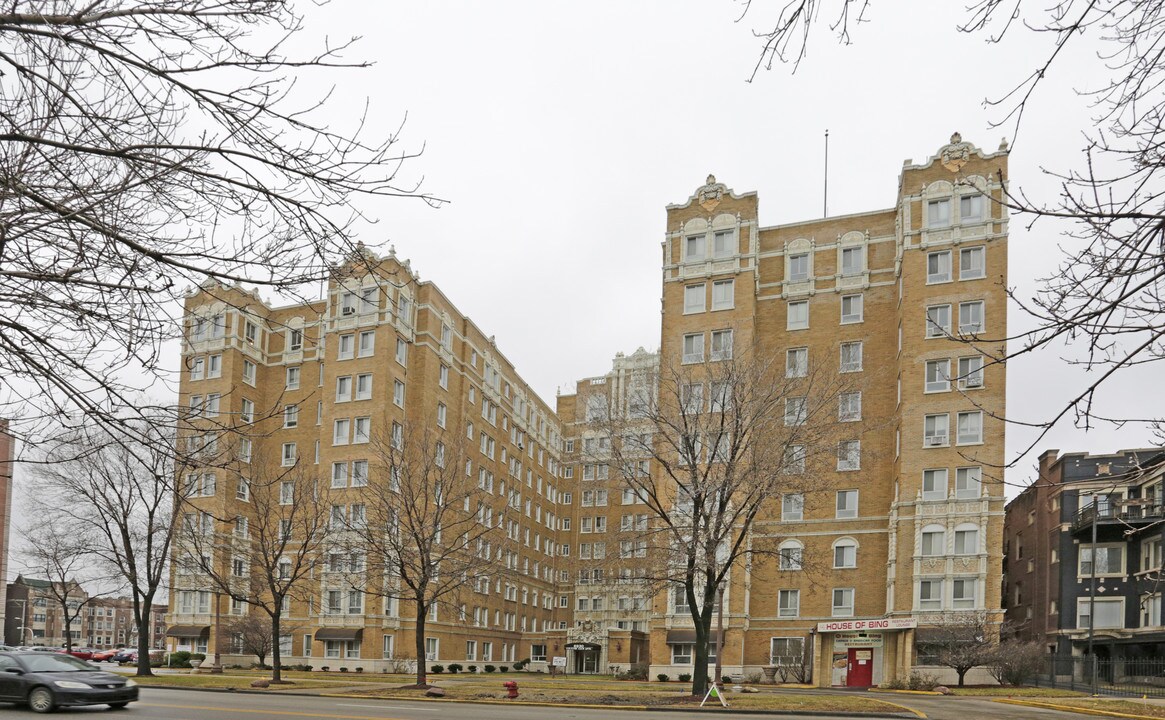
[1036,655,1165,697]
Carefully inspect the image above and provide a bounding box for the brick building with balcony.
[1004,447,1165,659]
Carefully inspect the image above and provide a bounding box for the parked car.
[64,648,95,661]
[27,647,63,654]
[0,651,137,713]
[110,650,137,664]
[89,649,118,662]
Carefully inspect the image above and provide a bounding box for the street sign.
[552,656,567,667]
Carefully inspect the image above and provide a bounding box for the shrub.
[447,663,463,674]
[430,665,444,674]
[657,673,670,682]
[678,673,692,683]
[190,653,206,662]
[484,664,497,673]
[468,664,478,673]
[355,667,364,673]
[514,658,529,670]
[906,671,940,691]
[618,664,648,681]
[499,665,509,673]
[744,672,761,684]
[320,666,330,672]
[883,677,907,690]
[988,640,1046,687]
[169,651,192,668]
[339,667,349,673]
[721,675,733,684]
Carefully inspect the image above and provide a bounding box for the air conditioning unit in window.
[926,435,947,447]
[959,377,983,389]
[341,307,355,316]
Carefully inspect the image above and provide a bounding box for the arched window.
[920,524,946,556]
[954,523,980,555]
[833,537,858,568]
[778,540,804,571]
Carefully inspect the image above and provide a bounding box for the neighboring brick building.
[171,133,1008,686]
[1004,448,1165,658]
[84,598,167,650]
[4,576,87,647]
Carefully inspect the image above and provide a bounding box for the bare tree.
[589,345,855,696]
[180,456,333,683]
[0,1,440,444]
[226,615,276,668]
[29,411,181,675]
[21,526,105,652]
[916,612,997,687]
[343,421,501,687]
[742,0,1165,453]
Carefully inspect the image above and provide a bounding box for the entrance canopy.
[165,625,209,637]
[665,629,724,644]
[315,628,362,641]
[565,642,600,651]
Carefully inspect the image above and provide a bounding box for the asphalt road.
[0,686,1099,720]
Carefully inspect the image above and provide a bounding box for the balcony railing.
[1073,502,1165,532]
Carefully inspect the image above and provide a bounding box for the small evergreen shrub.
[657,674,670,682]
[430,665,445,674]
[468,665,478,673]
[499,665,509,673]
[447,663,463,673]
[678,673,692,683]
[484,664,496,673]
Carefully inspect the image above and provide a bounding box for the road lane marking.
[337,704,440,712]
[139,702,410,720]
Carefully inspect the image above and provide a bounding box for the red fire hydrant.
[503,680,519,699]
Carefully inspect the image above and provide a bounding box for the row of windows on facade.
[776,499,983,555]
[764,579,980,620]
[774,295,987,334]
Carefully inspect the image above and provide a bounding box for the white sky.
[285,1,1161,492]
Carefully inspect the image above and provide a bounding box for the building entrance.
[566,642,601,674]
[846,648,874,687]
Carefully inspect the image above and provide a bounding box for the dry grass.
[130,675,382,690]
[951,686,1088,697]
[1013,698,1165,719]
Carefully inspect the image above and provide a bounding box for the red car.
[90,649,118,662]
[65,647,95,660]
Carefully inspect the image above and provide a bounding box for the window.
[960,246,985,279]
[280,481,294,505]
[289,329,303,351]
[778,590,800,618]
[924,414,949,446]
[440,324,452,351]
[836,489,858,518]
[785,397,807,426]
[244,321,258,345]
[771,637,804,666]
[840,294,863,323]
[335,376,352,402]
[331,462,348,488]
[286,366,300,390]
[713,229,734,258]
[925,359,951,392]
[839,341,862,373]
[425,637,438,661]
[190,357,204,381]
[783,445,806,474]
[927,250,952,283]
[684,284,705,314]
[838,392,861,422]
[1080,545,1125,576]
[919,579,943,610]
[834,539,857,568]
[671,643,694,664]
[953,578,976,609]
[281,442,297,466]
[785,347,808,378]
[685,234,706,260]
[282,404,298,428]
[240,398,254,423]
[788,253,809,282]
[710,330,733,360]
[960,194,983,223]
[711,280,734,310]
[837,440,860,471]
[840,246,863,276]
[926,304,951,337]
[954,524,979,554]
[242,359,256,385]
[437,403,447,428]
[779,541,803,571]
[927,198,951,227]
[393,379,405,407]
[832,588,855,617]
[353,417,370,444]
[439,365,449,389]
[959,301,984,334]
[356,373,372,400]
[239,437,252,462]
[395,338,407,365]
[1078,598,1125,630]
[958,356,984,389]
[956,411,983,444]
[358,330,375,357]
[956,467,981,498]
[782,493,804,522]
[923,469,948,501]
[338,334,354,360]
[333,418,350,445]
[921,525,945,556]
[787,300,809,330]
[682,333,703,364]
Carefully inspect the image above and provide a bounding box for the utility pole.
[211,591,223,673]
[1087,492,1098,693]
[823,129,830,217]
[714,588,724,685]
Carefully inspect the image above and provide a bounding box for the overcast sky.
[271,1,1159,492]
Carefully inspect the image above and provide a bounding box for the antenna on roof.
[823,129,830,218]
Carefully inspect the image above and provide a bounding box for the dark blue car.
[0,651,138,713]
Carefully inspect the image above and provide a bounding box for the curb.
[135,686,920,717]
[868,689,943,696]
[994,698,1161,720]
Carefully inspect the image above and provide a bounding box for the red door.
[846,648,874,687]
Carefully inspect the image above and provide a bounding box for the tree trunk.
[63,615,73,652]
[134,592,154,676]
[688,584,715,697]
[270,611,282,683]
[957,667,967,686]
[415,601,428,687]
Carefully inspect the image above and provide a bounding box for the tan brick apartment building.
[171,134,1008,686]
